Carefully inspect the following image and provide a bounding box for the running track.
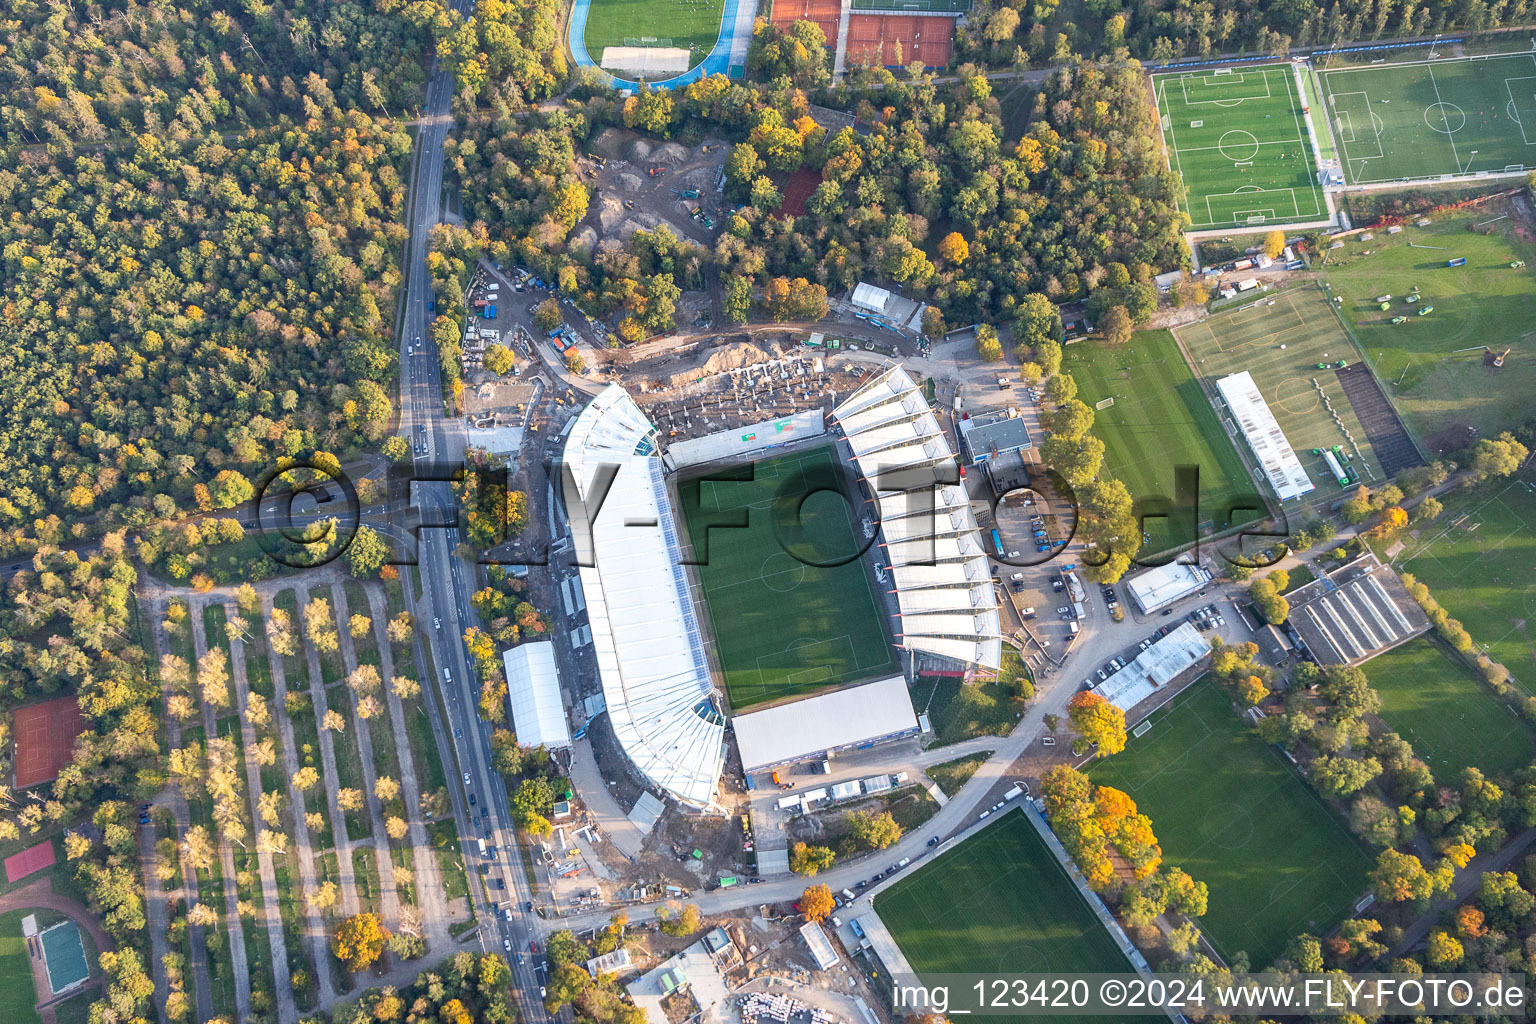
[567,0,752,89]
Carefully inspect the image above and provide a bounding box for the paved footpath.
[261,589,339,1008]
[226,600,298,1024]
[331,583,402,929]
[364,586,454,951]
[190,600,252,1022]
[295,588,361,919]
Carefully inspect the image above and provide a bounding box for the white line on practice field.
[1427,62,1464,173]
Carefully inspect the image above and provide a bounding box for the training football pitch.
[1177,288,1396,500]
[582,0,726,67]
[1392,479,1536,689]
[1154,64,1326,229]
[876,810,1132,1024]
[1088,679,1373,967]
[1065,330,1264,543]
[676,445,897,711]
[1362,637,1533,781]
[1318,53,1536,183]
[1322,211,1536,445]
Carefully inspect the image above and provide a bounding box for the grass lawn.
[1088,678,1373,967]
[1065,330,1262,541]
[925,752,991,797]
[1390,479,1536,686]
[1176,287,1394,500]
[582,0,725,70]
[678,445,896,710]
[876,810,1131,1024]
[0,910,42,1024]
[1362,637,1533,780]
[1153,64,1325,229]
[1321,211,1536,445]
[912,677,1021,748]
[1317,52,1536,183]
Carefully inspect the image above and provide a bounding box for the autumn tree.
[800,885,835,922]
[1067,691,1126,755]
[333,912,391,971]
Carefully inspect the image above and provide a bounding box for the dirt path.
[364,585,455,951]
[294,588,361,919]
[261,589,339,1008]
[225,600,298,1024]
[189,601,253,1021]
[145,598,215,1024]
[330,583,402,929]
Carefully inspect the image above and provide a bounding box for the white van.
[444,668,452,683]
[841,889,856,902]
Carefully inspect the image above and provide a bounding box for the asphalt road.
[393,37,555,1024]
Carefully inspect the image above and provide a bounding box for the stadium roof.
[1286,552,1430,665]
[733,675,920,772]
[834,364,1002,669]
[501,643,571,750]
[1090,622,1211,711]
[562,386,725,809]
[1215,371,1315,502]
[1124,562,1210,613]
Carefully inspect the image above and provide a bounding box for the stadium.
[560,367,1001,811]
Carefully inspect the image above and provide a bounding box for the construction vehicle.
[670,188,700,199]
[648,166,667,176]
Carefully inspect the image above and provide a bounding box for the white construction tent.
[733,676,920,773]
[501,642,571,750]
[1090,622,1211,712]
[850,282,891,313]
[834,365,1002,669]
[1216,370,1315,502]
[561,386,726,809]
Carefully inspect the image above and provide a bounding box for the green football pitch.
[1362,637,1533,781]
[1318,53,1536,184]
[1176,288,1391,500]
[676,445,897,711]
[1088,678,1373,967]
[0,911,42,1024]
[1392,479,1536,690]
[1064,330,1264,545]
[876,810,1132,1024]
[583,0,726,67]
[1154,64,1326,229]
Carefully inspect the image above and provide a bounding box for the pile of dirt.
[665,340,783,388]
[569,225,598,252]
[588,128,629,160]
[626,138,654,163]
[652,142,689,165]
[612,171,644,192]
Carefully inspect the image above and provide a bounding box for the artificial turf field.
[1391,478,1536,689]
[1362,636,1533,781]
[1176,288,1390,501]
[582,0,726,69]
[1318,52,1536,183]
[0,910,42,1024]
[1063,330,1264,544]
[1321,211,1536,444]
[876,810,1132,1024]
[1087,678,1373,967]
[676,444,897,710]
[1153,64,1326,229]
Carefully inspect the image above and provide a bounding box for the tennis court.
[1154,64,1326,228]
[876,810,1131,1024]
[1088,678,1374,967]
[1319,52,1536,183]
[676,445,897,710]
[1064,330,1264,542]
[12,696,86,790]
[1176,288,1392,499]
[39,921,87,994]
[850,0,968,14]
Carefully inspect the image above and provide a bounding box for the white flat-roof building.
[1125,562,1211,614]
[1215,370,1315,502]
[561,386,725,809]
[834,365,1002,670]
[799,921,840,970]
[851,282,892,313]
[733,676,920,773]
[501,642,571,750]
[1090,622,1211,712]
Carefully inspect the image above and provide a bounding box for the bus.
[991,529,1005,556]
[1322,449,1350,487]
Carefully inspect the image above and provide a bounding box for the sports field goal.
[1095,397,1116,410]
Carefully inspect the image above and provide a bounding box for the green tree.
[845,810,903,850]
[789,842,836,876]
[344,526,391,579]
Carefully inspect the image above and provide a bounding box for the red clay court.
[846,14,954,67]
[4,839,55,883]
[768,0,841,47]
[13,695,85,789]
[776,167,824,218]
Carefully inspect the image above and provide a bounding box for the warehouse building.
[501,643,571,751]
[1124,561,1212,614]
[733,676,920,773]
[1090,622,1211,712]
[1286,553,1430,666]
